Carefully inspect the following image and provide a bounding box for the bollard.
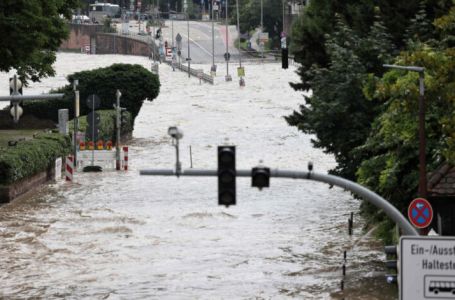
[123,146,128,171]
[65,155,74,182]
[348,213,353,235]
[189,146,193,168]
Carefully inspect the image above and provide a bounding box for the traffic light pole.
[140,167,419,236]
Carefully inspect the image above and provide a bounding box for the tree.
[286,13,394,179]
[0,0,79,83]
[22,64,161,124]
[289,0,452,90]
[357,4,455,213]
[237,0,283,48]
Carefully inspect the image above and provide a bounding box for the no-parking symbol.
[408,198,433,229]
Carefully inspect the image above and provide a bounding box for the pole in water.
[340,280,344,291]
[190,145,193,168]
[343,250,347,262]
[348,213,353,235]
[342,264,346,276]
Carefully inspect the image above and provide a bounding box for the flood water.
[0,54,397,299]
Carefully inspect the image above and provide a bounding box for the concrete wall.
[60,24,103,51]
[0,163,57,203]
[60,24,156,57]
[95,34,152,56]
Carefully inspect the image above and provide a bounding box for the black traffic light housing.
[252,167,270,190]
[120,107,128,127]
[218,146,236,207]
[282,48,289,69]
[384,245,398,284]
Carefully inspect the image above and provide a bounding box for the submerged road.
[0,53,396,299]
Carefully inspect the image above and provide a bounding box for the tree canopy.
[286,0,455,237]
[0,0,79,82]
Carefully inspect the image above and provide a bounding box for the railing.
[162,60,214,84]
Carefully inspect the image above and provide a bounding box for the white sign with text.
[400,236,455,300]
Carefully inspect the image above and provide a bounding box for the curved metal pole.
[139,168,419,236]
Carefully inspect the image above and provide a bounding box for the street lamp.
[225,0,232,81]
[211,1,217,76]
[260,0,264,61]
[236,0,245,86]
[187,11,191,78]
[383,64,427,199]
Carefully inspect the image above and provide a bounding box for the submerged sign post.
[400,236,455,300]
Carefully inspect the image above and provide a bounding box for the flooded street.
[0,54,395,299]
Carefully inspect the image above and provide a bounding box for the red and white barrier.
[65,155,74,181]
[123,146,128,171]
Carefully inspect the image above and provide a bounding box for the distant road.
[123,20,241,64]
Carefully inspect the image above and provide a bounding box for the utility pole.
[211,0,216,76]
[261,0,264,61]
[187,12,191,77]
[225,0,232,81]
[236,0,244,86]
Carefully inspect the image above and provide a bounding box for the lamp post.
[383,64,427,199]
[225,0,232,81]
[260,0,264,61]
[211,0,217,76]
[187,11,191,77]
[236,0,244,86]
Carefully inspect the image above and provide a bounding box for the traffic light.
[86,111,100,142]
[120,108,128,128]
[252,167,270,190]
[384,245,398,284]
[218,146,236,207]
[282,48,289,69]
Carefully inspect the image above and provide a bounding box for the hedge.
[22,63,160,124]
[0,133,72,184]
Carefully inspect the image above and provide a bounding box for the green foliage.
[289,0,452,91]
[0,0,79,83]
[0,133,71,184]
[69,109,133,142]
[238,0,283,48]
[357,44,455,210]
[286,15,393,179]
[22,63,160,125]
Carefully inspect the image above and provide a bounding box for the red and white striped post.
[123,146,128,171]
[65,155,74,182]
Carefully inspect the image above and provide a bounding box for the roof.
[428,164,455,197]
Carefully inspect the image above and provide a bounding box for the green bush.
[0,133,71,184]
[22,63,160,124]
[69,109,132,142]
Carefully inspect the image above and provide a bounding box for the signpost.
[408,198,433,229]
[86,94,101,166]
[400,236,455,300]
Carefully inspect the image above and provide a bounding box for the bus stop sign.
[400,236,455,300]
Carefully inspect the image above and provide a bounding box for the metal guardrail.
[162,60,214,84]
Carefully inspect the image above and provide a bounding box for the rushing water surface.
[0,54,396,299]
